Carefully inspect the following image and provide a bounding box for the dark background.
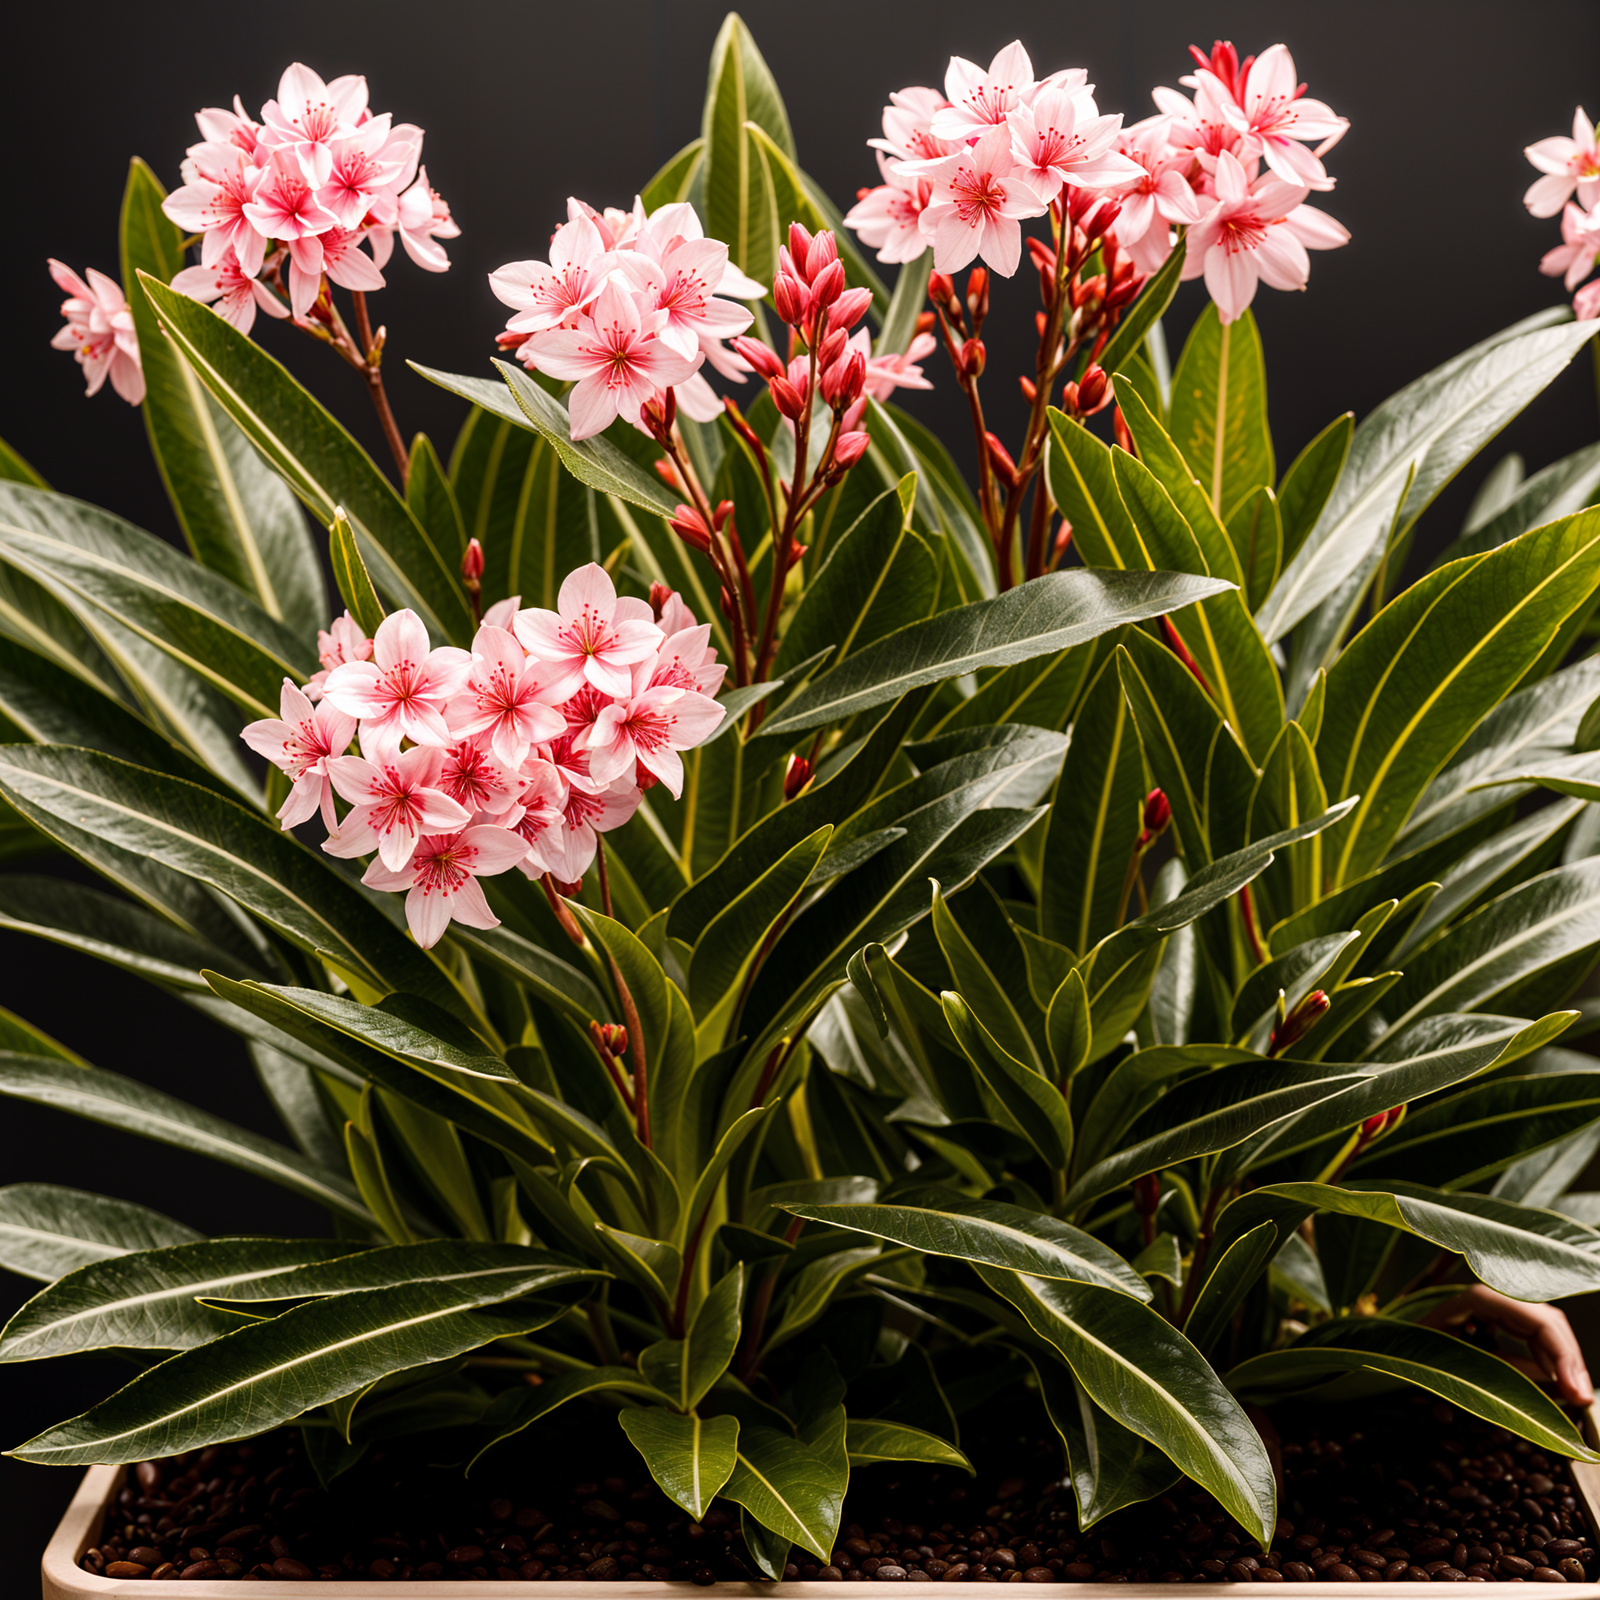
[4,0,1600,1581]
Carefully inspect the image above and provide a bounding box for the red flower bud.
[958,338,986,378]
[1054,521,1073,560]
[648,581,674,620]
[773,272,809,327]
[1025,237,1058,273]
[984,431,1018,488]
[730,335,784,381]
[654,456,684,491]
[816,328,849,370]
[966,266,990,323]
[713,499,736,532]
[769,374,808,421]
[1018,375,1038,403]
[826,286,873,333]
[1078,364,1110,414]
[551,876,583,898]
[637,768,661,793]
[928,271,960,316]
[784,754,813,801]
[787,221,814,276]
[786,540,809,570]
[1113,405,1136,455]
[460,537,484,583]
[810,259,846,309]
[667,504,714,554]
[1267,990,1331,1058]
[1138,788,1172,848]
[915,310,936,335]
[589,1020,629,1058]
[806,229,839,281]
[822,348,866,408]
[832,430,870,470]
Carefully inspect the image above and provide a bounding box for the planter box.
[41,1427,1600,1598]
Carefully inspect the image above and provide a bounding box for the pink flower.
[844,157,931,264]
[320,116,408,231]
[1541,202,1600,290]
[1108,119,1204,274]
[361,824,529,948]
[916,125,1048,278]
[394,167,458,272]
[858,329,937,402]
[1213,44,1347,191]
[524,279,699,440]
[1576,280,1600,321]
[615,235,754,363]
[540,781,643,882]
[514,562,663,699]
[1007,85,1141,202]
[637,619,726,698]
[192,98,264,164]
[930,42,1038,141]
[506,758,569,877]
[1152,76,1247,169]
[490,212,610,339]
[163,149,270,279]
[259,63,368,189]
[47,261,144,404]
[321,607,472,757]
[172,250,290,335]
[323,744,470,870]
[436,737,525,818]
[305,612,373,700]
[242,150,336,245]
[240,679,356,832]
[1182,150,1348,324]
[871,87,959,164]
[286,226,384,319]
[1526,108,1600,218]
[449,623,565,766]
[580,684,724,799]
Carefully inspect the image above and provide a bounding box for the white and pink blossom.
[916,125,1048,278]
[1526,108,1600,218]
[171,251,291,335]
[514,564,663,700]
[322,607,472,757]
[47,261,144,405]
[323,744,470,871]
[241,679,356,832]
[362,824,529,947]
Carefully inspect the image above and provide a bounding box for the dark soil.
[79,1394,1599,1582]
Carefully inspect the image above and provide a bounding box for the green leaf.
[0,1184,197,1283]
[1257,316,1600,643]
[328,509,386,638]
[845,1418,971,1472]
[979,1268,1277,1543]
[1226,484,1283,614]
[469,1365,669,1469]
[415,362,681,520]
[1097,239,1187,378]
[1228,1317,1598,1461]
[620,1408,739,1520]
[137,274,471,643]
[0,485,312,721]
[942,993,1072,1168]
[0,1052,370,1223]
[778,479,938,675]
[0,436,46,489]
[0,746,454,1009]
[1317,508,1600,884]
[638,1264,744,1412]
[1446,440,1600,563]
[1276,412,1353,571]
[1045,410,1140,570]
[405,433,466,564]
[701,12,795,287]
[120,161,322,625]
[1382,858,1600,1033]
[722,1425,847,1564]
[760,568,1233,738]
[778,1190,1147,1296]
[878,255,932,359]
[931,879,1042,1070]
[1039,654,1144,955]
[9,1262,572,1465]
[1168,306,1274,521]
[641,138,706,211]
[1182,1220,1280,1356]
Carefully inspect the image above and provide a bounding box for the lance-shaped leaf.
[722,1424,848,1564]
[759,568,1234,737]
[1275,412,1352,570]
[0,1184,197,1283]
[412,363,680,520]
[1182,1220,1280,1357]
[121,161,322,624]
[1317,507,1600,885]
[0,746,455,1009]
[470,1365,670,1470]
[1097,239,1187,377]
[138,275,471,643]
[979,1268,1277,1543]
[1446,439,1600,563]
[778,1191,1146,1297]
[639,1265,744,1412]
[943,994,1072,1168]
[328,508,386,639]
[0,485,311,719]
[621,1408,740,1521]
[1168,306,1274,521]
[9,1263,575,1465]
[0,435,46,489]
[1257,314,1599,643]
[1228,1317,1599,1461]
[845,1419,972,1472]
[0,1052,370,1224]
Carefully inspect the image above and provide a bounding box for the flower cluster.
[47,262,144,404]
[161,62,457,333]
[490,198,766,439]
[241,565,724,948]
[1526,110,1600,320]
[846,38,1349,325]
